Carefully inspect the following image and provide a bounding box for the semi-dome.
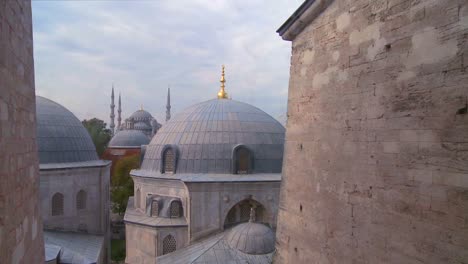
[225,221,276,254]
[129,109,153,121]
[108,130,150,148]
[140,98,285,174]
[36,96,98,164]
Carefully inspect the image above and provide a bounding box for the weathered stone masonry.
[0,1,45,263]
[275,0,468,263]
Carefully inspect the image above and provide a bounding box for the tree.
[82,118,112,156]
[111,154,140,215]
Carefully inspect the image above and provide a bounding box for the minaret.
[110,85,115,135]
[217,65,228,99]
[166,86,171,122]
[117,93,122,130]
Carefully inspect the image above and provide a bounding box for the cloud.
[32,0,302,124]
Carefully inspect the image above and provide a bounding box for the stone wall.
[186,181,280,241]
[40,165,111,235]
[0,1,45,263]
[275,0,468,263]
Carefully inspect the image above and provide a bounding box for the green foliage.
[111,154,140,215]
[82,118,112,156]
[111,239,126,261]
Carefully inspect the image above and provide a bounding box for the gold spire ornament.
[217,65,228,99]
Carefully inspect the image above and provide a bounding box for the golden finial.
[217,65,228,99]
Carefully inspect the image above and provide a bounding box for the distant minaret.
[117,93,122,130]
[110,85,115,135]
[166,86,171,122]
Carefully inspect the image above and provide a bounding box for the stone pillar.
[275,0,468,263]
[0,0,45,263]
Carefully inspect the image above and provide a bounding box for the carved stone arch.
[169,200,183,218]
[231,144,254,174]
[160,145,179,174]
[145,195,162,217]
[223,198,267,229]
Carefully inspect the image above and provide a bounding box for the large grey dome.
[108,130,150,148]
[36,96,98,164]
[225,222,276,254]
[129,109,153,121]
[141,99,285,174]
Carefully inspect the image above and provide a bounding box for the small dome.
[129,109,153,121]
[141,99,285,174]
[134,121,151,130]
[36,96,98,164]
[108,130,150,147]
[225,222,276,254]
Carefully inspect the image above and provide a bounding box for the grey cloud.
[32,0,301,125]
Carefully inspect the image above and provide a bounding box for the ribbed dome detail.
[140,99,285,174]
[36,96,98,164]
[225,222,276,254]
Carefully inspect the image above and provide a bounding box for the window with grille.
[170,201,182,218]
[240,203,251,222]
[151,200,159,217]
[163,148,175,173]
[76,190,86,210]
[52,193,64,216]
[236,147,250,174]
[162,235,177,255]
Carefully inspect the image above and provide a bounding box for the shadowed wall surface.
[275,0,468,263]
[0,0,45,262]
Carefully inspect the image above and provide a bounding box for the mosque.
[36,96,111,264]
[124,66,285,263]
[103,87,170,178]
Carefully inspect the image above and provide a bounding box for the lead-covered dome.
[36,96,98,164]
[129,109,153,121]
[141,99,285,174]
[108,130,150,148]
[225,221,276,254]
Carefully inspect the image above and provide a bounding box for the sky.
[32,0,302,126]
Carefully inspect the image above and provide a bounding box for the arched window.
[76,190,86,210]
[235,146,251,174]
[162,235,177,255]
[163,148,175,173]
[224,199,266,229]
[52,193,64,216]
[135,189,141,209]
[169,201,183,218]
[151,200,159,217]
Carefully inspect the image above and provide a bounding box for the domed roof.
[108,130,150,148]
[225,221,276,254]
[129,109,153,121]
[36,96,98,164]
[140,99,285,174]
[134,121,151,130]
